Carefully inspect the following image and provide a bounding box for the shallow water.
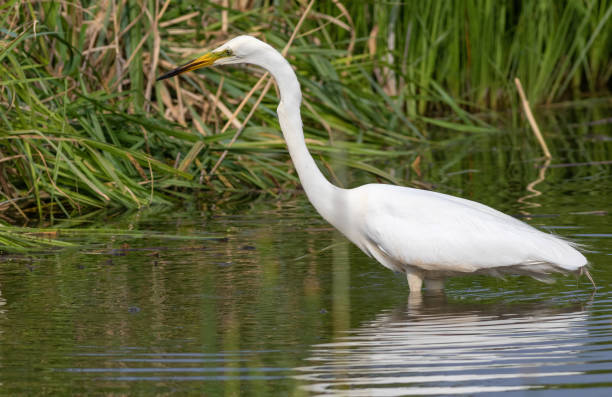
[0,123,611,395]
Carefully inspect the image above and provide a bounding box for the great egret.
[157,36,593,292]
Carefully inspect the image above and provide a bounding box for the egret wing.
[356,184,585,274]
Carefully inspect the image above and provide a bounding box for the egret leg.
[406,272,423,292]
[407,292,423,309]
[424,278,445,291]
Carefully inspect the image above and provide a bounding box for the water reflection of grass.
[4,202,606,394]
[0,1,611,249]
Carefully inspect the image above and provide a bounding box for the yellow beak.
[157,51,226,81]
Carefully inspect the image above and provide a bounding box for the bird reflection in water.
[295,293,592,395]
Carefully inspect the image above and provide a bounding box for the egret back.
[342,184,586,277]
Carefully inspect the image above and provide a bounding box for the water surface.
[0,120,611,395]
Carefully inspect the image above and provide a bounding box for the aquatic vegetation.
[0,1,610,250]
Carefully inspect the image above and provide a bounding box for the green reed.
[0,0,610,246]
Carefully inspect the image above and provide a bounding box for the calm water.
[1,121,611,395]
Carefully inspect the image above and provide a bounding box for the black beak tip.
[156,69,180,81]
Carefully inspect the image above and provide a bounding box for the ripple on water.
[66,350,291,382]
[294,293,612,395]
[60,293,612,395]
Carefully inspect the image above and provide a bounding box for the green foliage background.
[0,0,610,223]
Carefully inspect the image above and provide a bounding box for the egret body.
[158,36,591,292]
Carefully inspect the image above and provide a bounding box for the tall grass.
[0,0,610,230]
[334,0,612,112]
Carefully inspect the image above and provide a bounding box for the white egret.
[157,36,593,292]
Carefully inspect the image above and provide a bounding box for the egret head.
[156,35,267,81]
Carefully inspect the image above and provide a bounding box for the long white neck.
[249,45,343,224]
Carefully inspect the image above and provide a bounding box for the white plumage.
[349,185,586,279]
[158,35,591,292]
